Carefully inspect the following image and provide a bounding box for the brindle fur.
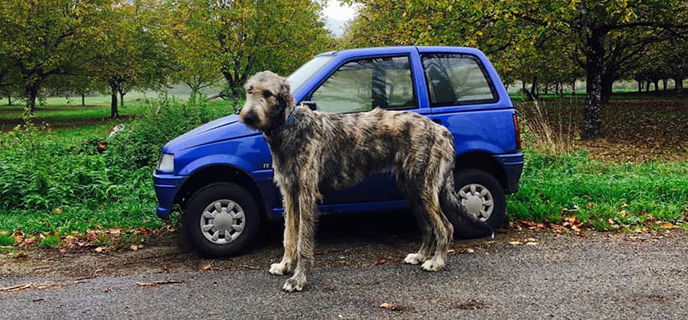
[239,71,491,292]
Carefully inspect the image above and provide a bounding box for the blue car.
[153,46,523,257]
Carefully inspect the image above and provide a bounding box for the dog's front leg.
[270,186,299,276]
[282,181,318,292]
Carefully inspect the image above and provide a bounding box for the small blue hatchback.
[153,46,523,257]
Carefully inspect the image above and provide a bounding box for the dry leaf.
[508,241,522,246]
[465,248,475,253]
[130,244,139,251]
[379,302,406,311]
[199,264,212,271]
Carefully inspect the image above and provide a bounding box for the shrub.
[0,96,228,234]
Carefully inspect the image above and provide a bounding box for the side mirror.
[300,100,317,110]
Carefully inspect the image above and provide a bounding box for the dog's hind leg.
[282,179,319,292]
[398,180,435,265]
[418,188,453,272]
[269,190,299,276]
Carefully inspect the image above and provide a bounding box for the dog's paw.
[404,253,425,265]
[269,261,290,276]
[420,258,445,272]
[282,277,305,292]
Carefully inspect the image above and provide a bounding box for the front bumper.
[494,152,524,194]
[153,171,187,219]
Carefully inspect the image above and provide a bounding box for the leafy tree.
[89,0,172,117]
[509,0,688,138]
[176,0,333,109]
[0,0,112,113]
[162,1,222,97]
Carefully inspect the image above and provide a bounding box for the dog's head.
[239,71,294,132]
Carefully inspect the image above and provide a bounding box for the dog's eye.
[263,91,273,98]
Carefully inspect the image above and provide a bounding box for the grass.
[508,150,688,229]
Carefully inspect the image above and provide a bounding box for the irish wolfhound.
[239,71,492,292]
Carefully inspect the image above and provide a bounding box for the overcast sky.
[322,0,359,37]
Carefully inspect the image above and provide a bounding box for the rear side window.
[311,56,416,113]
[421,54,497,107]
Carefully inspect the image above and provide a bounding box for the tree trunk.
[653,79,660,94]
[662,79,668,91]
[110,85,118,118]
[637,80,642,92]
[600,77,614,104]
[582,33,604,140]
[527,77,538,101]
[25,83,40,114]
[119,91,124,108]
[7,95,11,106]
[676,77,684,95]
[646,80,651,92]
[571,80,576,95]
[81,93,85,106]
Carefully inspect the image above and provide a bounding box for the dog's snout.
[242,111,258,126]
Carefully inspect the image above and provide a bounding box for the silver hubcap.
[458,183,494,222]
[200,199,246,245]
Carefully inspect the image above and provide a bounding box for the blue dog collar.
[286,105,298,123]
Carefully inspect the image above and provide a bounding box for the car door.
[420,52,516,154]
[306,54,419,204]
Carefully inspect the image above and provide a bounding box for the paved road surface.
[1,212,686,319]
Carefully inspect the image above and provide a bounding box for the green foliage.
[38,234,61,248]
[0,232,16,246]
[0,97,227,234]
[508,150,688,228]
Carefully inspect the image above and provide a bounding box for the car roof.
[317,46,485,59]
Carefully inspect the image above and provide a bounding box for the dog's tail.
[440,174,495,239]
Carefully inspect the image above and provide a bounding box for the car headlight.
[157,153,175,172]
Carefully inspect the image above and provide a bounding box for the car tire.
[183,182,261,257]
[450,168,506,239]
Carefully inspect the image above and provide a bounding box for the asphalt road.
[1,212,686,319]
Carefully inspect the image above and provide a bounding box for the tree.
[89,0,172,117]
[509,0,688,138]
[162,1,222,97]
[0,0,112,113]
[176,0,333,109]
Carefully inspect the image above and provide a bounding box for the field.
[0,94,686,249]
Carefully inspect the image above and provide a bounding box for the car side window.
[311,56,416,113]
[421,54,497,107]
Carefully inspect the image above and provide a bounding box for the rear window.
[421,54,497,107]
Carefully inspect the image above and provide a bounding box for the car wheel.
[182,182,261,257]
[450,168,506,238]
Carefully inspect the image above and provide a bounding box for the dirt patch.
[517,97,688,162]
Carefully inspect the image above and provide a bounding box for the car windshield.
[287,56,333,93]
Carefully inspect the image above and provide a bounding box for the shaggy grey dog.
[239,71,492,292]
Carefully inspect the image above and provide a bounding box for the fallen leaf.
[130,244,139,251]
[135,279,185,287]
[199,264,212,271]
[94,247,105,253]
[508,241,522,246]
[465,248,475,253]
[379,302,410,311]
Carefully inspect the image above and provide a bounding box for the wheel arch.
[174,165,267,219]
[455,151,508,190]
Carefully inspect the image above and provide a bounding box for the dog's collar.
[286,105,298,124]
[265,105,299,137]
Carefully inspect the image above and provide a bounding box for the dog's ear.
[277,77,294,109]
